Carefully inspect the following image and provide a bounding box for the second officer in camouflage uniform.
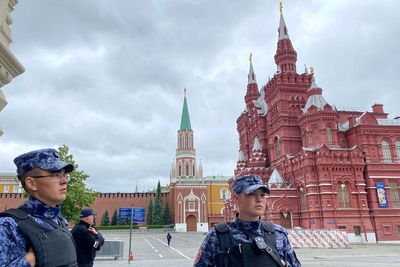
[194,174,301,267]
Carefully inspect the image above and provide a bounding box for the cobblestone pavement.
[94,231,400,267]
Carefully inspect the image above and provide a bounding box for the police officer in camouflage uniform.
[194,174,301,267]
[0,148,78,267]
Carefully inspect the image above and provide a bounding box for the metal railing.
[96,240,124,260]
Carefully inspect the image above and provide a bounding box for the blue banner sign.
[119,207,146,223]
[375,182,388,208]
[131,208,145,223]
[119,208,132,218]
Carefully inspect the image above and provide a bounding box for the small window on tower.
[189,202,195,211]
[327,127,333,144]
[275,136,281,158]
[303,131,308,146]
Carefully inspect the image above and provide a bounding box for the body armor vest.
[0,207,78,267]
[214,221,283,267]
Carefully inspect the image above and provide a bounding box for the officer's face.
[24,168,69,207]
[235,188,267,221]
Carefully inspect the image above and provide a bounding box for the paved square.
[94,231,400,267]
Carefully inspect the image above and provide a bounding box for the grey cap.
[232,174,270,194]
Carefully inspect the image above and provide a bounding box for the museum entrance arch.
[280,212,292,229]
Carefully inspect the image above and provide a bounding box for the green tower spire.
[180,88,192,130]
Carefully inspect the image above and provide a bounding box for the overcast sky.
[1,0,399,192]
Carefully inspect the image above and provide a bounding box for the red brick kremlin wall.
[92,192,169,225]
[0,192,169,225]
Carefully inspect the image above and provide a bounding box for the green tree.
[117,217,129,225]
[111,210,118,225]
[152,180,163,225]
[163,200,171,225]
[147,199,153,225]
[101,210,110,226]
[57,145,99,223]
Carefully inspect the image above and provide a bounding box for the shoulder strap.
[261,222,283,267]
[261,221,275,233]
[261,221,277,248]
[214,222,236,251]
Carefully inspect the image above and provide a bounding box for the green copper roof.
[180,94,192,130]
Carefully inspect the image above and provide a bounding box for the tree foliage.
[117,217,130,225]
[147,199,153,225]
[111,210,118,225]
[152,180,163,225]
[58,145,99,223]
[101,210,110,226]
[163,200,171,225]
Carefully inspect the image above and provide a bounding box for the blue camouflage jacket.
[194,219,301,267]
[0,196,67,267]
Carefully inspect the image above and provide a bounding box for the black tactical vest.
[214,221,283,267]
[0,207,78,267]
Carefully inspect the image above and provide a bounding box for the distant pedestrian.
[167,232,172,246]
[71,208,105,267]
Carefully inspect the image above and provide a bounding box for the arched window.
[381,140,392,163]
[178,164,182,176]
[303,131,308,146]
[337,183,350,208]
[275,136,281,158]
[193,165,196,176]
[299,188,308,210]
[396,141,400,162]
[220,188,230,200]
[389,181,400,208]
[327,127,333,144]
[185,163,189,176]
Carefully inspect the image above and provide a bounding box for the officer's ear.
[24,177,38,192]
[232,193,239,204]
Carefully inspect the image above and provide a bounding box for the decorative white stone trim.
[369,176,399,179]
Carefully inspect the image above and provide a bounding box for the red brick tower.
[169,89,208,232]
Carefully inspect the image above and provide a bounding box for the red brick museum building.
[223,6,400,243]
